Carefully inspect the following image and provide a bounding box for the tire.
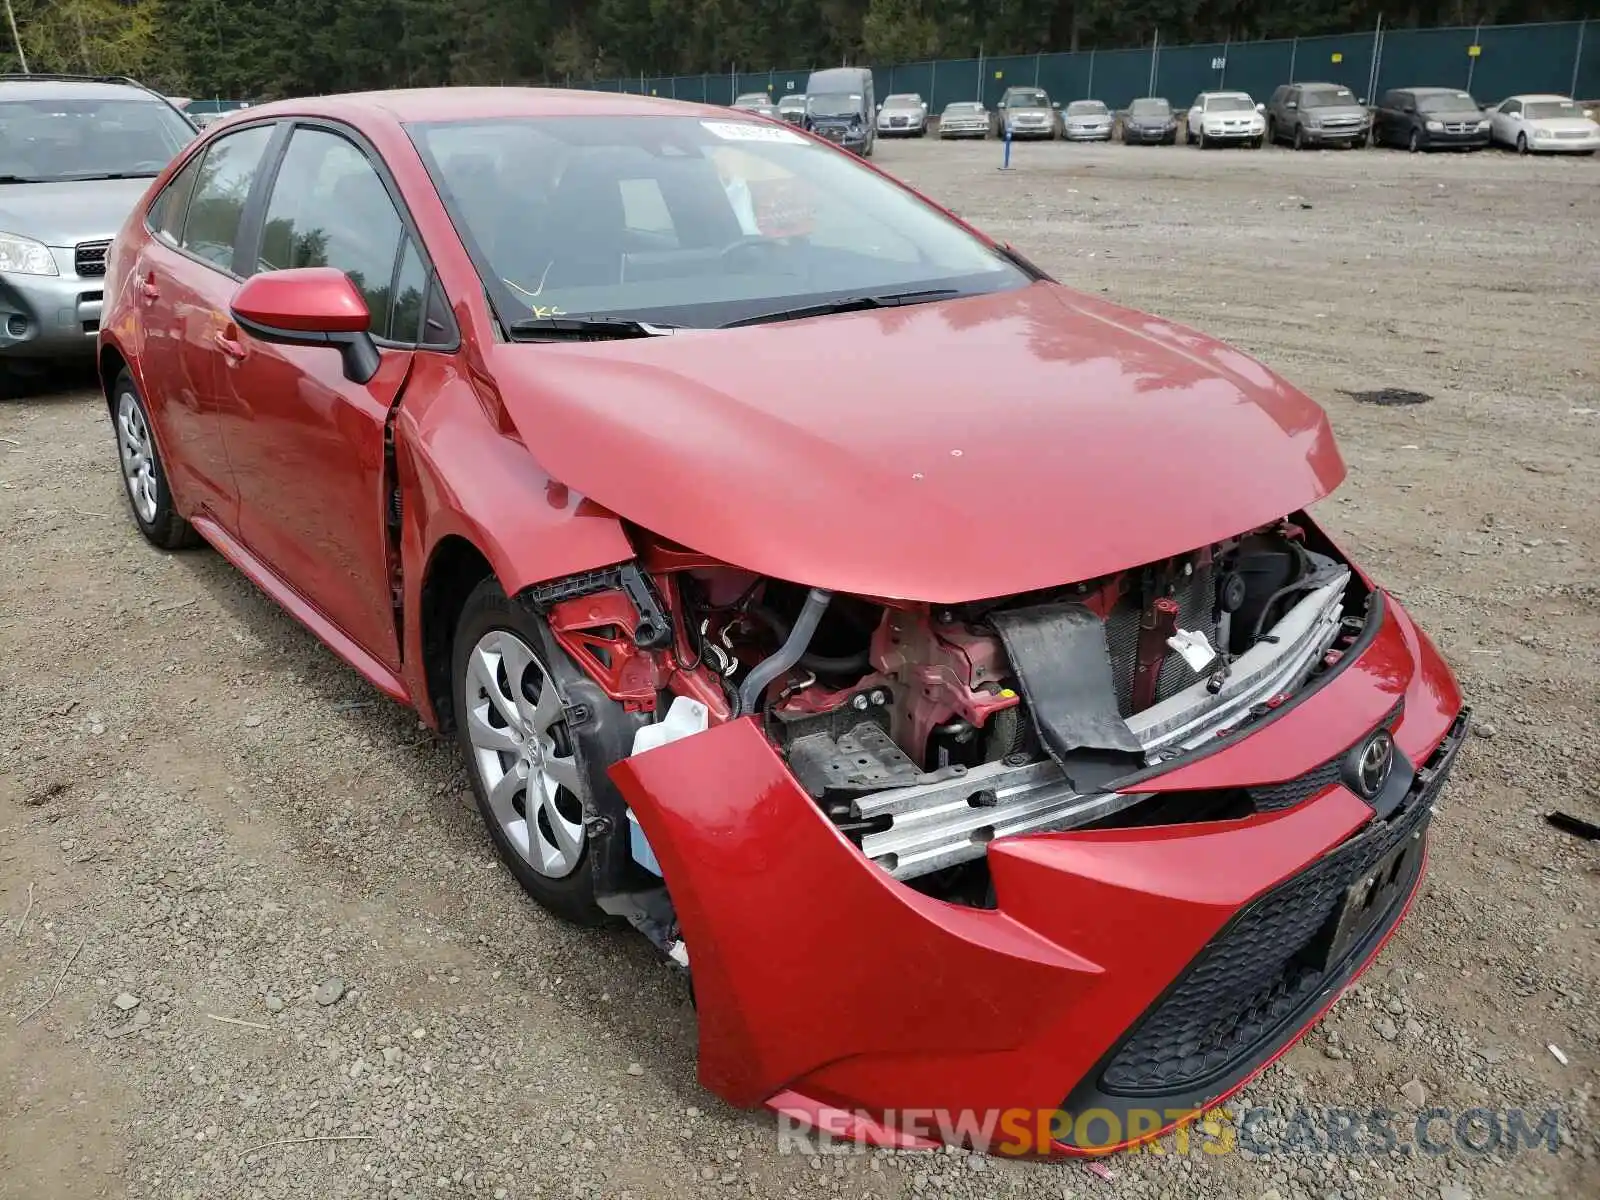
[453,578,612,926]
[1355,133,1369,149]
[1266,118,1277,144]
[1251,136,1263,149]
[111,368,199,550]
[1293,125,1305,151]
[1198,130,1208,150]
[1408,129,1421,153]
[1516,133,1528,156]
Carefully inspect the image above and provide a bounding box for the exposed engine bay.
[537,515,1371,898]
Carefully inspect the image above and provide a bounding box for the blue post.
[1000,123,1013,170]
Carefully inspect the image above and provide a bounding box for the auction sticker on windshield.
[701,120,808,145]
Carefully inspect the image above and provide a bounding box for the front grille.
[74,240,110,278]
[1104,566,1218,716]
[1555,130,1589,139]
[1092,711,1467,1098]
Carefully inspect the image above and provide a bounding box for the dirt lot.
[2,138,1598,1200]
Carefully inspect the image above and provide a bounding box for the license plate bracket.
[1315,816,1429,971]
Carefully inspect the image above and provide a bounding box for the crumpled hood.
[488,283,1345,603]
[0,177,151,247]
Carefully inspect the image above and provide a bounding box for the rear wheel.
[453,579,607,926]
[112,369,199,550]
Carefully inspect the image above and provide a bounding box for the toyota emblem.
[1356,731,1395,799]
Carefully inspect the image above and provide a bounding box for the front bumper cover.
[608,592,1464,1155]
[0,242,107,358]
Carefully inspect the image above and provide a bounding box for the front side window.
[0,96,194,183]
[181,124,276,272]
[409,115,1028,330]
[256,127,406,336]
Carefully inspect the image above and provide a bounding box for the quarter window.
[149,154,203,245]
[179,124,276,272]
[255,127,407,337]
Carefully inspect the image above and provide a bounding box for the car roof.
[1199,91,1251,99]
[0,77,161,102]
[1509,93,1572,102]
[1407,87,1473,96]
[237,87,735,126]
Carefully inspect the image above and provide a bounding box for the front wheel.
[112,369,200,550]
[1293,125,1306,150]
[1516,133,1529,155]
[1266,118,1277,144]
[453,579,607,925]
[1408,129,1421,153]
[1251,136,1263,149]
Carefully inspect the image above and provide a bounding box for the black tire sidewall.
[451,578,607,926]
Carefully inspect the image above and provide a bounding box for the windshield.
[944,103,983,115]
[1066,101,1107,116]
[410,115,1026,329]
[1417,92,1476,113]
[733,95,768,108]
[807,93,861,118]
[0,97,193,182]
[1007,91,1049,109]
[884,97,921,110]
[1524,99,1580,119]
[1129,99,1170,118]
[1302,88,1356,109]
[1205,96,1255,112]
[778,96,805,109]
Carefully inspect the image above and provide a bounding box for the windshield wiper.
[721,288,959,329]
[0,174,45,184]
[54,171,161,181]
[507,316,681,342]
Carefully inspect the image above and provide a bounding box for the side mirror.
[1052,101,1061,109]
[1403,104,1415,113]
[1256,102,1265,113]
[231,268,379,385]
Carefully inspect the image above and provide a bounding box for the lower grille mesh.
[1097,712,1466,1096]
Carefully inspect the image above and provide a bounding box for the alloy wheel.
[116,390,158,524]
[464,629,587,878]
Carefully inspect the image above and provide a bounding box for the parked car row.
[916,83,1598,154]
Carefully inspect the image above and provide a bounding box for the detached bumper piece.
[1056,708,1469,1144]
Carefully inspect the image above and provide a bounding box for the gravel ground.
[2,138,1598,1200]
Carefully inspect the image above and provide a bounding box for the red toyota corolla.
[98,88,1466,1154]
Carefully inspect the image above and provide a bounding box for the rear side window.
[180,124,276,273]
[255,127,406,337]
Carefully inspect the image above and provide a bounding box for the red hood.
[489,283,1345,602]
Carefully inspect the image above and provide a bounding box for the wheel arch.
[97,339,131,417]
[418,533,497,735]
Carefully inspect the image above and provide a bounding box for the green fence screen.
[572,20,1599,113]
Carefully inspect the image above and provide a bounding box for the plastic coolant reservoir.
[626,696,709,875]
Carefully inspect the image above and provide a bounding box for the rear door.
[133,122,279,529]
[216,121,437,671]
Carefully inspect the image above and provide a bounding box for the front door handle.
[138,274,159,303]
[213,331,246,362]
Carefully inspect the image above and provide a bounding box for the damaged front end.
[528,511,1463,1149]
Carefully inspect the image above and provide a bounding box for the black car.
[1122,97,1178,145]
[1372,87,1491,151]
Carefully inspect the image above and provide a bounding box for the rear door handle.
[213,331,246,361]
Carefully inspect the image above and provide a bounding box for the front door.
[216,123,423,671]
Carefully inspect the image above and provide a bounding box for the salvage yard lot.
[2,138,1597,1200]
